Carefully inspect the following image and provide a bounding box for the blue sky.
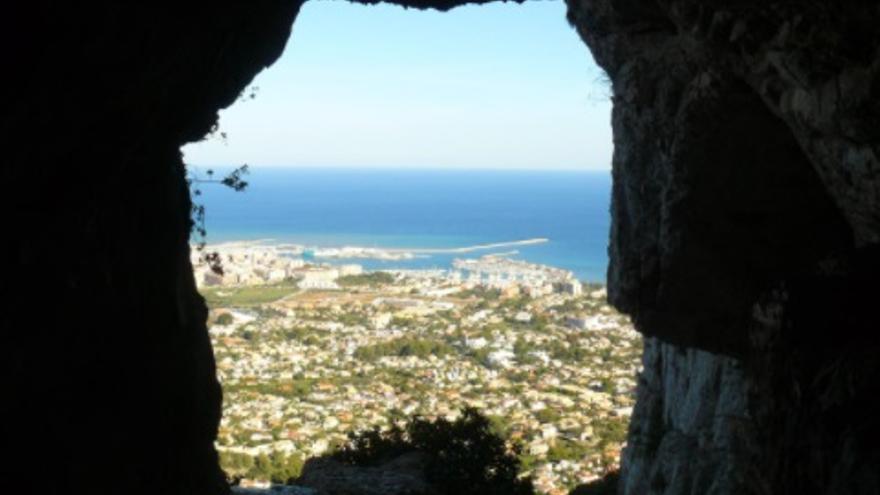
[181,0,612,170]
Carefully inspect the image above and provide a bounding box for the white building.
[370,312,392,330]
[266,268,287,282]
[514,311,533,323]
[338,264,363,276]
[298,268,340,290]
[558,280,583,296]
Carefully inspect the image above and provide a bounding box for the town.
[195,242,643,495]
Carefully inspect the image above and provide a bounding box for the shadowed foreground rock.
[564,1,880,493]
[234,487,316,495]
[297,453,434,495]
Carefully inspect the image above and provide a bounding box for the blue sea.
[195,168,611,282]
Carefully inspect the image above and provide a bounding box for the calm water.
[195,168,611,282]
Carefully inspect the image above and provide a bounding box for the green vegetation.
[499,296,530,311]
[468,347,493,368]
[201,284,298,307]
[534,408,562,424]
[188,165,250,273]
[207,278,640,493]
[593,417,629,451]
[337,311,368,327]
[354,337,455,361]
[460,286,501,301]
[283,326,325,341]
[390,315,415,329]
[337,271,395,287]
[215,312,234,326]
[332,408,533,495]
[220,450,304,484]
[550,341,589,363]
[513,337,538,364]
[552,298,583,313]
[546,438,590,463]
[223,376,317,399]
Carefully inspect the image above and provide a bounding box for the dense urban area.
[196,242,642,495]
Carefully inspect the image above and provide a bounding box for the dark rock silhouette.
[298,452,435,495]
[567,2,880,493]
[2,4,304,494]
[568,471,618,495]
[2,1,877,494]
[299,408,532,495]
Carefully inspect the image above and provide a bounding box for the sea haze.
[194,167,611,282]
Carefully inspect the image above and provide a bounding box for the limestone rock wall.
[564,1,880,493]
[621,338,754,495]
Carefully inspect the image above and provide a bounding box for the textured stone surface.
[567,0,874,355]
[234,486,316,495]
[297,452,435,495]
[563,2,880,493]
[2,3,304,494]
[620,338,755,495]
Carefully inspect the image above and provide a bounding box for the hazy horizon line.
[184,163,612,172]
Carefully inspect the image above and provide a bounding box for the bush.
[333,408,534,495]
[546,439,590,463]
[337,272,395,287]
[534,408,561,424]
[215,312,234,326]
[354,337,454,361]
[220,450,304,484]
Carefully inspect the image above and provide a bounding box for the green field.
[337,271,395,287]
[200,284,299,307]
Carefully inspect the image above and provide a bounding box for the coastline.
[386,237,548,254]
[197,236,606,283]
[200,238,551,263]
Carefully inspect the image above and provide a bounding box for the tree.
[187,164,250,274]
[333,408,534,495]
[251,452,272,480]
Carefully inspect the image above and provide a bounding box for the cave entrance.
[181,1,640,493]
